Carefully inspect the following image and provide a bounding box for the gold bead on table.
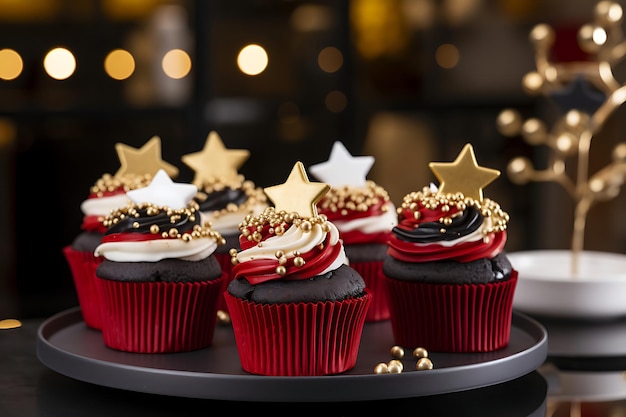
[387,359,403,373]
[413,347,428,359]
[374,363,389,374]
[416,357,434,371]
[390,345,405,359]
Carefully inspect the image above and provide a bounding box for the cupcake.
[224,161,372,376]
[309,141,397,322]
[63,136,179,330]
[181,131,267,314]
[94,169,225,353]
[383,143,517,353]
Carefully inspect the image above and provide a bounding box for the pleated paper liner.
[62,245,105,330]
[384,271,518,353]
[224,290,372,376]
[97,274,226,353]
[349,260,390,322]
[213,252,234,314]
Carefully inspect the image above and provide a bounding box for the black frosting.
[104,205,201,236]
[96,255,223,283]
[227,264,366,304]
[382,252,513,284]
[393,206,483,243]
[196,188,248,212]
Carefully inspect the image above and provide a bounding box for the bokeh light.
[0,49,23,80]
[43,47,76,80]
[237,44,268,76]
[162,48,192,79]
[104,49,135,80]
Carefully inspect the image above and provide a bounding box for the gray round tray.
[36,307,547,402]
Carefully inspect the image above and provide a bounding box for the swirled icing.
[94,200,224,263]
[79,173,153,233]
[387,185,509,263]
[316,181,397,245]
[231,207,347,285]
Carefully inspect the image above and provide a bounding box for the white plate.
[509,250,626,319]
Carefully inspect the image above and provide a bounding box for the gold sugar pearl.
[416,357,434,371]
[229,248,238,257]
[390,345,405,359]
[293,257,305,267]
[413,347,428,359]
[374,363,389,374]
[387,360,403,374]
[216,310,231,325]
[276,266,286,276]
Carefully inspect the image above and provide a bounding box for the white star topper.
[126,169,197,210]
[308,141,374,188]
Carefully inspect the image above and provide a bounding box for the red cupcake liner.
[97,274,226,353]
[384,271,518,353]
[224,290,372,376]
[62,245,105,330]
[214,252,234,313]
[349,260,390,322]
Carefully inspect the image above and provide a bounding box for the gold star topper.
[114,136,179,179]
[264,161,330,217]
[181,131,250,187]
[428,143,500,201]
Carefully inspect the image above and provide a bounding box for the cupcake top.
[181,131,268,236]
[309,141,397,245]
[387,143,509,264]
[230,161,348,285]
[79,135,179,234]
[94,169,224,263]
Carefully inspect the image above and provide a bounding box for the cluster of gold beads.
[238,207,330,244]
[374,345,434,374]
[399,186,509,235]
[103,201,225,245]
[318,180,390,215]
[90,173,154,197]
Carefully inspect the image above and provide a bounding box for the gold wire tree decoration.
[497,1,626,274]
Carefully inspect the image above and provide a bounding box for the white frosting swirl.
[80,194,130,217]
[236,221,347,275]
[94,238,218,263]
[332,201,397,234]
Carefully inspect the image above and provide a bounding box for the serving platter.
[37,307,547,402]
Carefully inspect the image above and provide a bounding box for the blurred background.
[1,0,625,319]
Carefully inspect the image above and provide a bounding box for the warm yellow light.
[44,47,76,80]
[0,319,21,330]
[161,49,191,79]
[325,90,347,113]
[237,44,268,76]
[162,49,191,79]
[318,46,343,73]
[435,43,459,69]
[0,49,23,80]
[104,49,135,80]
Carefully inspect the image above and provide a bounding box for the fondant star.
[549,75,606,115]
[181,131,250,186]
[308,141,374,187]
[264,161,330,217]
[428,143,500,201]
[115,136,179,179]
[126,169,197,209]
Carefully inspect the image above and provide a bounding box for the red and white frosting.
[80,173,153,233]
[316,181,397,245]
[231,207,347,285]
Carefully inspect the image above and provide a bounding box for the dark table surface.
[4,309,626,417]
